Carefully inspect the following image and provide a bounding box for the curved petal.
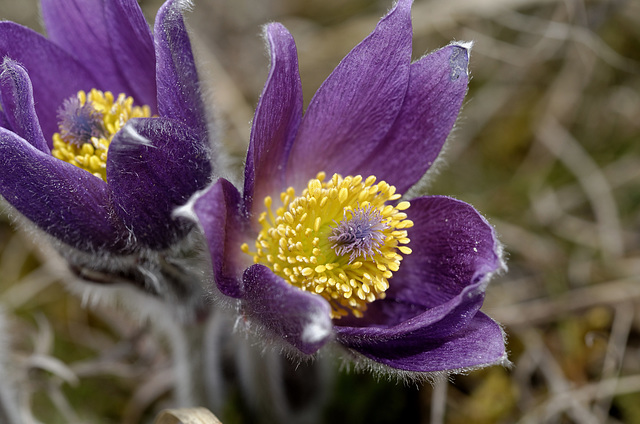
[0,59,49,153]
[389,195,501,308]
[243,264,333,355]
[345,312,506,372]
[0,22,99,141]
[244,23,303,214]
[355,44,470,193]
[154,0,207,138]
[192,178,248,298]
[285,0,413,187]
[0,127,124,252]
[40,0,133,98]
[106,118,212,249]
[335,276,485,342]
[105,0,157,110]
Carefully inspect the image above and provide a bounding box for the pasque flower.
[190,0,507,372]
[0,0,212,254]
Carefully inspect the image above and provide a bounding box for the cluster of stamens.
[242,172,413,318]
[51,89,152,181]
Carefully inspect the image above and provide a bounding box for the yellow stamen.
[244,172,413,319]
[51,89,152,181]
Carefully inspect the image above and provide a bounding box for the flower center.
[241,172,413,319]
[329,204,389,263]
[51,89,152,181]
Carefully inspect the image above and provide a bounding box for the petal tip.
[119,121,154,147]
[388,0,414,25]
[264,21,287,35]
[172,188,203,223]
[262,22,295,52]
[392,0,414,12]
[1,56,17,69]
[300,307,333,347]
[448,41,473,81]
[160,0,194,15]
[0,57,25,79]
[178,178,225,225]
[452,40,475,52]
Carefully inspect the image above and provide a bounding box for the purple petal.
[40,0,133,98]
[106,118,212,249]
[335,277,485,342]
[0,22,98,141]
[389,195,501,308]
[0,108,10,130]
[243,23,303,214]
[355,44,470,193]
[0,127,125,251]
[285,0,413,187]
[0,59,49,153]
[345,312,506,372]
[154,0,207,138]
[243,264,333,355]
[192,178,248,298]
[104,0,158,110]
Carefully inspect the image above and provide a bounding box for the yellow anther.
[88,155,102,171]
[309,178,321,191]
[80,143,94,155]
[396,201,410,210]
[338,187,348,203]
[398,246,413,255]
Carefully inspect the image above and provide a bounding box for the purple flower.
[0,0,212,253]
[190,0,507,373]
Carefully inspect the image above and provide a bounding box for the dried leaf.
[153,407,222,424]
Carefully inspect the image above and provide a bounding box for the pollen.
[51,89,152,181]
[243,172,413,319]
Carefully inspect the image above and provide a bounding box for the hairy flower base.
[51,89,152,180]
[242,172,413,318]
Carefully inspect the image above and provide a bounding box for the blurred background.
[1,0,639,422]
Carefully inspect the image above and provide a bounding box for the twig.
[430,375,448,424]
[592,301,634,421]
[490,277,640,327]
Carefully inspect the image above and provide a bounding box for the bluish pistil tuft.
[329,204,389,263]
[57,97,105,146]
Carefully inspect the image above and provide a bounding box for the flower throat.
[51,89,152,181]
[242,172,413,319]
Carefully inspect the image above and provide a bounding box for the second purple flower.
[0,0,212,254]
